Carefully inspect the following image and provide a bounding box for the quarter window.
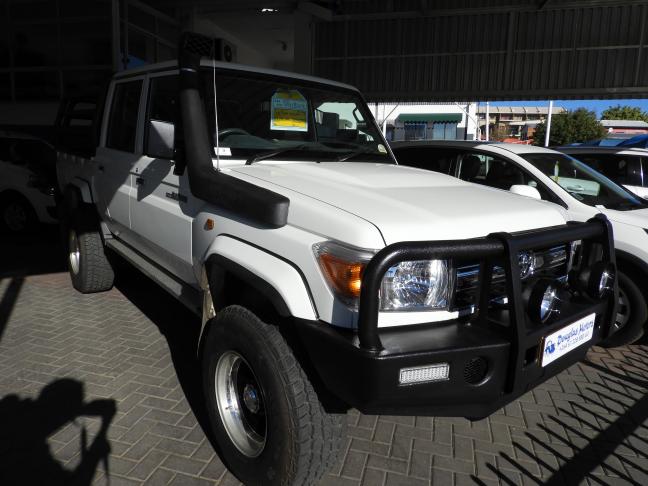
[106,80,143,153]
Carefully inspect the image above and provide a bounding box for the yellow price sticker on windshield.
[271,90,308,132]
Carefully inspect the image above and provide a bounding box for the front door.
[129,73,198,284]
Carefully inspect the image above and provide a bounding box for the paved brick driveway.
[1,231,648,485]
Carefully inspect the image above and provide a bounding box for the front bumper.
[297,216,617,417]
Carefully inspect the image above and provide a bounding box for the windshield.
[519,152,647,211]
[201,69,393,163]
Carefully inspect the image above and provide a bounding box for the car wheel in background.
[0,193,37,233]
[601,271,647,347]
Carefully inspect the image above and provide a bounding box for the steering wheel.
[218,128,250,140]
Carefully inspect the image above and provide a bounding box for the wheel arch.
[197,236,319,356]
[615,249,648,300]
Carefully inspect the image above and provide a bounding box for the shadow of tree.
[480,356,648,485]
[0,378,116,486]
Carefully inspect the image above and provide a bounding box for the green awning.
[396,113,463,123]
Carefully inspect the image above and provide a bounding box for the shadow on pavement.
[0,276,23,344]
[112,261,215,446]
[0,378,116,486]
[481,357,648,485]
[0,224,65,278]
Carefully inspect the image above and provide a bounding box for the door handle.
[135,177,145,185]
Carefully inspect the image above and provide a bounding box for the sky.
[489,99,648,118]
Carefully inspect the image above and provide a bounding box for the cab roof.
[113,59,359,93]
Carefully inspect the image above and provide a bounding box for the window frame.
[144,71,178,160]
[101,76,146,154]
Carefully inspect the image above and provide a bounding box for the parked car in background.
[556,146,648,199]
[392,140,648,346]
[617,134,648,149]
[0,131,58,233]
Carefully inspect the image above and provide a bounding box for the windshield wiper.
[245,144,312,165]
[335,146,381,162]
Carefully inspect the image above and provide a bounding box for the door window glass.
[458,152,557,202]
[145,75,178,159]
[576,154,642,187]
[106,80,143,152]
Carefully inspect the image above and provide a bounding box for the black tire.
[66,207,114,293]
[601,271,647,347]
[202,306,345,486]
[0,193,37,234]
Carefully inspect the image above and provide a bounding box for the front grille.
[453,244,571,310]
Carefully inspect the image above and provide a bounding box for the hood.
[231,162,568,245]
[603,207,648,228]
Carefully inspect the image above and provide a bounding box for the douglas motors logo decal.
[544,340,556,355]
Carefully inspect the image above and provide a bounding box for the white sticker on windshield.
[271,90,308,132]
[215,146,231,156]
[377,144,387,153]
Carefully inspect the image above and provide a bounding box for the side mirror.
[147,120,175,159]
[510,184,542,200]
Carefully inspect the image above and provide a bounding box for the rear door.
[94,78,145,241]
[129,72,199,285]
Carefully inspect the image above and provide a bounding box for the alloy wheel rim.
[4,202,27,232]
[615,288,630,330]
[214,351,267,458]
[69,229,80,275]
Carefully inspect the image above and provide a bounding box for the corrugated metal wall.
[313,2,648,101]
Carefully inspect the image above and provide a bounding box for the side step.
[106,238,201,316]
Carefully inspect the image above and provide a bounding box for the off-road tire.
[202,305,345,486]
[601,271,646,347]
[66,207,114,293]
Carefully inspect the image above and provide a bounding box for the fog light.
[399,363,449,385]
[526,278,562,324]
[573,261,616,299]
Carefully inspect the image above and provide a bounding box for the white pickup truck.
[56,33,618,486]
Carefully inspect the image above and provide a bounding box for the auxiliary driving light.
[399,363,449,385]
[573,261,616,300]
[525,278,562,324]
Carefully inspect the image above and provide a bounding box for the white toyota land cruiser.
[56,33,618,485]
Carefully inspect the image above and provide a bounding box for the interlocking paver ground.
[2,230,648,485]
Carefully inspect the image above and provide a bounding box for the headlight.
[313,241,451,312]
[380,260,450,311]
[525,278,562,324]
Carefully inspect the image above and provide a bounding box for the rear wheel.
[601,271,646,347]
[66,208,114,293]
[202,306,345,485]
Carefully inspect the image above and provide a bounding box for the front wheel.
[601,271,646,347]
[202,306,345,485]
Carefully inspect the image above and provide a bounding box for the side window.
[106,80,143,153]
[578,154,642,187]
[458,152,558,203]
[394,148,456,174]
[642,158,648,188]
[145,75,178,159]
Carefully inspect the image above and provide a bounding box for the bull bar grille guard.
[357,215,617,393]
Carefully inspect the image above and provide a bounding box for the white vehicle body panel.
[0,158,57,224]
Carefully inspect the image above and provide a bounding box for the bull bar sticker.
[541,313,595,367]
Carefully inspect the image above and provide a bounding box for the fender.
[65,178,93,205]
[205,235,317,321]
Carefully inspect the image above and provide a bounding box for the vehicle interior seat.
[485,160,525,189]
[460,155,483,182]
